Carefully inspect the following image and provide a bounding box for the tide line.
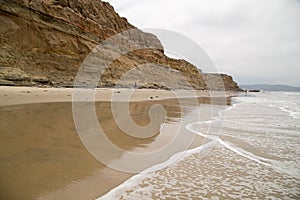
[98,140,217,200]
[186,121,300,180]
[186,122,273,167]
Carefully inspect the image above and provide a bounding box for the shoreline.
[0,86,238,107]
[0,86,239,199]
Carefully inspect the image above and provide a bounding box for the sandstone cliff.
[0,0,207,89]
[203,73,241,91]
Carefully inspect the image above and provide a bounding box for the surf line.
[185,122,273,167]
[185,101,274,167]
[186,121,300,181]
[98,139,217,200]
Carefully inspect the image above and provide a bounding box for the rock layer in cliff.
[0,0,207,89]
[203,73,241,91]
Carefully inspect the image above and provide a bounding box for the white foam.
[217,139,272,166]
[98,140,217,200]
[98,103,238,199]
[98,92,300,198]
[279,106,299,119]
[235,92,300,119]
[99,103,235,199]
[186,122,272,166]
[187,121,300,180]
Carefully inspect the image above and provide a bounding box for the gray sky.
[107,0,300,86]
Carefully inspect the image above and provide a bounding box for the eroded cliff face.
[203,73,241,91]
[0,0,207,89]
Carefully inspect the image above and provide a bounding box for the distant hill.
[240,84,300,92]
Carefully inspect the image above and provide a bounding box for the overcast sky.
[107,0,300,86]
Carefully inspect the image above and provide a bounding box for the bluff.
[0,0,207,89]
[203,73,241,91]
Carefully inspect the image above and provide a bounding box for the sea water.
[100,92,300,199]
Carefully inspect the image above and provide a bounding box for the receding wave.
[99,92,300,199]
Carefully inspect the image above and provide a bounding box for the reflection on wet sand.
[0,97,230,200]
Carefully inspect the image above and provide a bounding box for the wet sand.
[0,86,234,199]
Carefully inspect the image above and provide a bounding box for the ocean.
[100,92,300,199]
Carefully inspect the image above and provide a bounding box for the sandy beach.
[0,86,236,107]
[0,86,235,199]
[1,87,298,200]
[1,0,298,199]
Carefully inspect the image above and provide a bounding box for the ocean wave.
[279,106,299,119]
[98,92,300,199]
[98,140,217,200]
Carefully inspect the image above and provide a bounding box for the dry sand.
[0,86,237,200]
[0,86,235,107]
